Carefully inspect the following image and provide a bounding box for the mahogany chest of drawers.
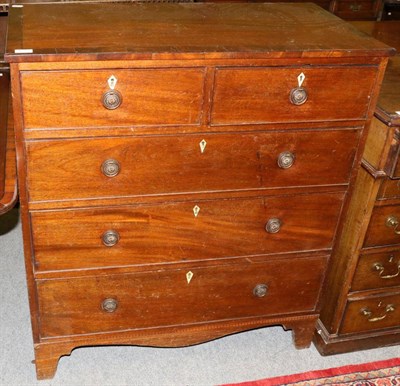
[5,2,393,379]
[316,36,400,354]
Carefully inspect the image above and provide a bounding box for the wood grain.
[31,192,344,271]
[340,292,400,334]
[5,3,394,63]
[25,130,359,202]
[211,66,378,125]
[36,255,326,337]
[364,203,400,247]
[351,251,400,291]
[21,68,205,129]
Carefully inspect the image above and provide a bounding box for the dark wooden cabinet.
[315,23,400,353]
[3,2,393,379]
[0,13,16,215]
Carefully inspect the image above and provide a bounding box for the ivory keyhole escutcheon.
[186,271,194,284]
[297,72,305,87]
[107,75,117,89]
[193,205,200,217]
[199,139,207,154]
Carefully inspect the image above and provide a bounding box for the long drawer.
[31,192,344,271]
[20,68,206,129]
[36,255,326,338]
[25,129,359,202]
[211,66,377,125]
[340,292,400,334]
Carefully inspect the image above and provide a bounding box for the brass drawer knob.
[101,159,120,178]
[101,298,118,313]
[385,215,400,234]
[102,90,122,110]
[360,304,395,322]
[253,284,268,298]
[289,87,308,105]
[102,230,120,247]
[277,151,295,169]
[265,218,282,234]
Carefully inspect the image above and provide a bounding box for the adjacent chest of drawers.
[316,53,400,354]
[5,2,393,379]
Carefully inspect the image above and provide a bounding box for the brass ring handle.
[373,262,400,279]
[102,230,120,247]
[102,90,122,110]
[360,304,395,322]
[101,298,118,313]
[289,87,308,105]
[253,284,268,298]
[101,159,120,178]
[385,216,400,234]
[265,218,282,234]
[277,151,295,169]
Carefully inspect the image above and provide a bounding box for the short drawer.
[31,192,344,271]
[211,66,377,125]
[377,178,400,200]
[351,251,400,291]
[36,255,326,337]
[384,132,400,179]
[340,293,400,334]
[364,204,400,248]
[334,0,378,19]
[20,68,205,129]
[25,129,359,202]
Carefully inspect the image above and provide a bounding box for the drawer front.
[364,204,400,248]
[335,0,378,19]
[377,178,400,200]
[352,251,400,291]
[37,256,326,337]
[340,293,400,334]
[385,136,400,179]
[20,68,205,129]
[211,66,377,125]
[25,130,359,202]
[31,192,344,271]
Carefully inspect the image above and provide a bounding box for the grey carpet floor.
[0,208,399,386]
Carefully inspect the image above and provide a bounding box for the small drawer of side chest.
[36,255,327,338]
[20,68,206,129]
[31,192,344,271]
[383,131,400,179]
[211,66,377,125]
[377,178,400,200]
[351,251,400,291]
[340,293,400,334]
[364,204,400,247]
[24,129,359,202]
[334,0,379,20]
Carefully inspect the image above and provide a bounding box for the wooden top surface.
[5,2,395,62]
[351,21,400,125]
[351,21,400,52]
